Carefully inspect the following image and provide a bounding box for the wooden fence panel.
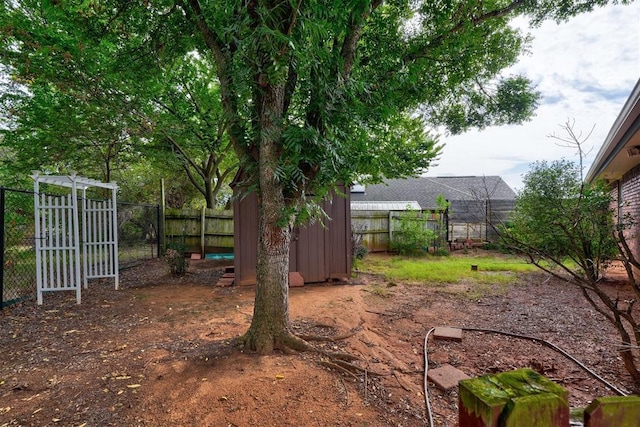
[165,207,495,254]
[165,208,233,254]
[450,223,487,242]
[351,210,390,252]
[352,209,489,252]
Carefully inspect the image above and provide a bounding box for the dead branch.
[392,370,413,392]
[321,351,361,362]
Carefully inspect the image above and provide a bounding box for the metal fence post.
[0,187,5,309]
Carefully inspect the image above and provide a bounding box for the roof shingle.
[350,176,515,210]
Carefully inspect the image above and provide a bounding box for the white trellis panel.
[82,194,119,289]
[34,193,82,304]
[33,172,118,304]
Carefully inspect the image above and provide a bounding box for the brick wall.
[618,164,640,265]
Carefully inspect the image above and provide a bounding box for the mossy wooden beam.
[584,396,640,427]
[459,368,569,427]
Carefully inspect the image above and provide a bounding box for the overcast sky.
[427,3,640,192]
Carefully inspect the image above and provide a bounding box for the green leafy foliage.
[0,1,237,205]
[1,0,612,214]
[501,152,640,388]
[507,159,617,279]
[391,209,437,256]
[1,0,629,352]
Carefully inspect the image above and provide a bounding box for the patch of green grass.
[358,253,536,285]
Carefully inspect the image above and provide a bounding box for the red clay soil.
[1,254,637,426]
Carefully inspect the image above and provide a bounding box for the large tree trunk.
[243,81,300,354]
[243,194,293,353]
[204,175,214,208]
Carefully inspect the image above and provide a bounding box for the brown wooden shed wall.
[233,186,351,286]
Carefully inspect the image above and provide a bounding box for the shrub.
[391,209,436,255]
[482,241,512,254]
[351,224,368,260]
[432,247,450,257]
[165,243,189,275]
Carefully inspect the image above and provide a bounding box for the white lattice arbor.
[32,172,119,304]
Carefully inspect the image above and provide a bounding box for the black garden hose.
[422,326,629,427]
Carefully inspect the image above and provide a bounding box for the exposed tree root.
[297,321,373,379]
[298,320,365,342]
[392,370,414,392]
[228,335,246,348]
[364,309,393,316]
[331,358,369,375]
[338,375,349,408]
[241,328,314,355]
[281,332,314,352]
[318,360,359,379]
[241,322,369,382]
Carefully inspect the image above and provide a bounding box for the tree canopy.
[508,158,617,276]
[0,0,631,353]
[0,1,237,206]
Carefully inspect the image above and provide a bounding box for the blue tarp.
[205,253,234,260]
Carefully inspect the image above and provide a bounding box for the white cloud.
[428,3,640,192]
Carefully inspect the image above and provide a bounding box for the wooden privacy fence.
[350,210,391,252]
[351,210,488,252]
[449,222,487,243]
[164,208,233,255]
[164,208,490,255]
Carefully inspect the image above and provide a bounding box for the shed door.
[292,223,326,283]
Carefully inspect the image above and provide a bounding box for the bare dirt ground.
[1,253,638,427]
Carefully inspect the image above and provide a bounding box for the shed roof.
[350,176,515,210]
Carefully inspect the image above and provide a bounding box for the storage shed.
[233,183,352,286]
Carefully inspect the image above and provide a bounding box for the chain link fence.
[117,202,161,268]
[1,187,161,308]
[0,188,37,307]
